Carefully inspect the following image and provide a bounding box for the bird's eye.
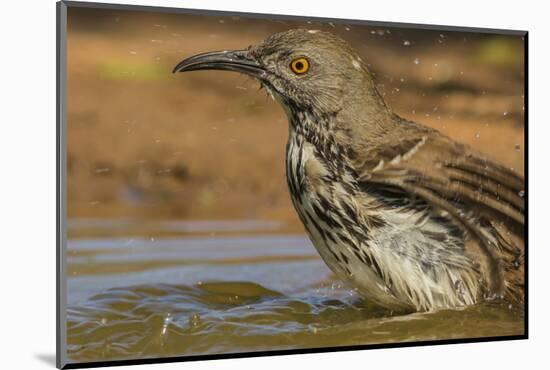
[290,57,310,75]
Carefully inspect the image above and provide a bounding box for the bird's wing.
[354,131,524,229]
[353,130,525,297]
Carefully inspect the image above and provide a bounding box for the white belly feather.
[285,132,480,311]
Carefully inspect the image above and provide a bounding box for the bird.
[173,29,525,312]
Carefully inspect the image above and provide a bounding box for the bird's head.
[174,29,389,123]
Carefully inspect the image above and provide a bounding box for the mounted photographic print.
[57,1,527,368]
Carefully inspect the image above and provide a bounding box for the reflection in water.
[66,219,524,364]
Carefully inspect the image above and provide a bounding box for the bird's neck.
[284,83,397,162]
[287,108,350,168]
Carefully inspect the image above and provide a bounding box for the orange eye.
[290,57,310,75]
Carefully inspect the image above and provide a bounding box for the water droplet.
[475,133,480,139]
[218,19,225,23]
[377,29,385,36]
[413,58,420,65]
[345,27,351,31]
[399,77,405,83]
[189,313,202,328]
[503,111,508,116]
[161,313,172,335]
[518,190,525,197]
[403,40,411,46]
[439,34,446,38]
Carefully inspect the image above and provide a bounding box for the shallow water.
[66,219,524,364]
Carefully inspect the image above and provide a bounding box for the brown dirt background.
[66,7,525,231]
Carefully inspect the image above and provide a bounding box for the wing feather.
[354,132,525,298]
[356,133,525,229]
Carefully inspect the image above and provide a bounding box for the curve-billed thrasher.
[173,29,524,312]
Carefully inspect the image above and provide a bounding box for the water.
[66,219,524,364]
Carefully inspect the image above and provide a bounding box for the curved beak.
[172,49,266,79]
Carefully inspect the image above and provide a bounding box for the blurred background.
[67,7,525,237]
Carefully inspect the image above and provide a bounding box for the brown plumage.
[173,29,524,311]
[354,121,524,304]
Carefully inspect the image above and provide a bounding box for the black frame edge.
[523,32,529,339]
[57,1,68,369]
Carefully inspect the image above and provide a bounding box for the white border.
[2,0,548,369]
